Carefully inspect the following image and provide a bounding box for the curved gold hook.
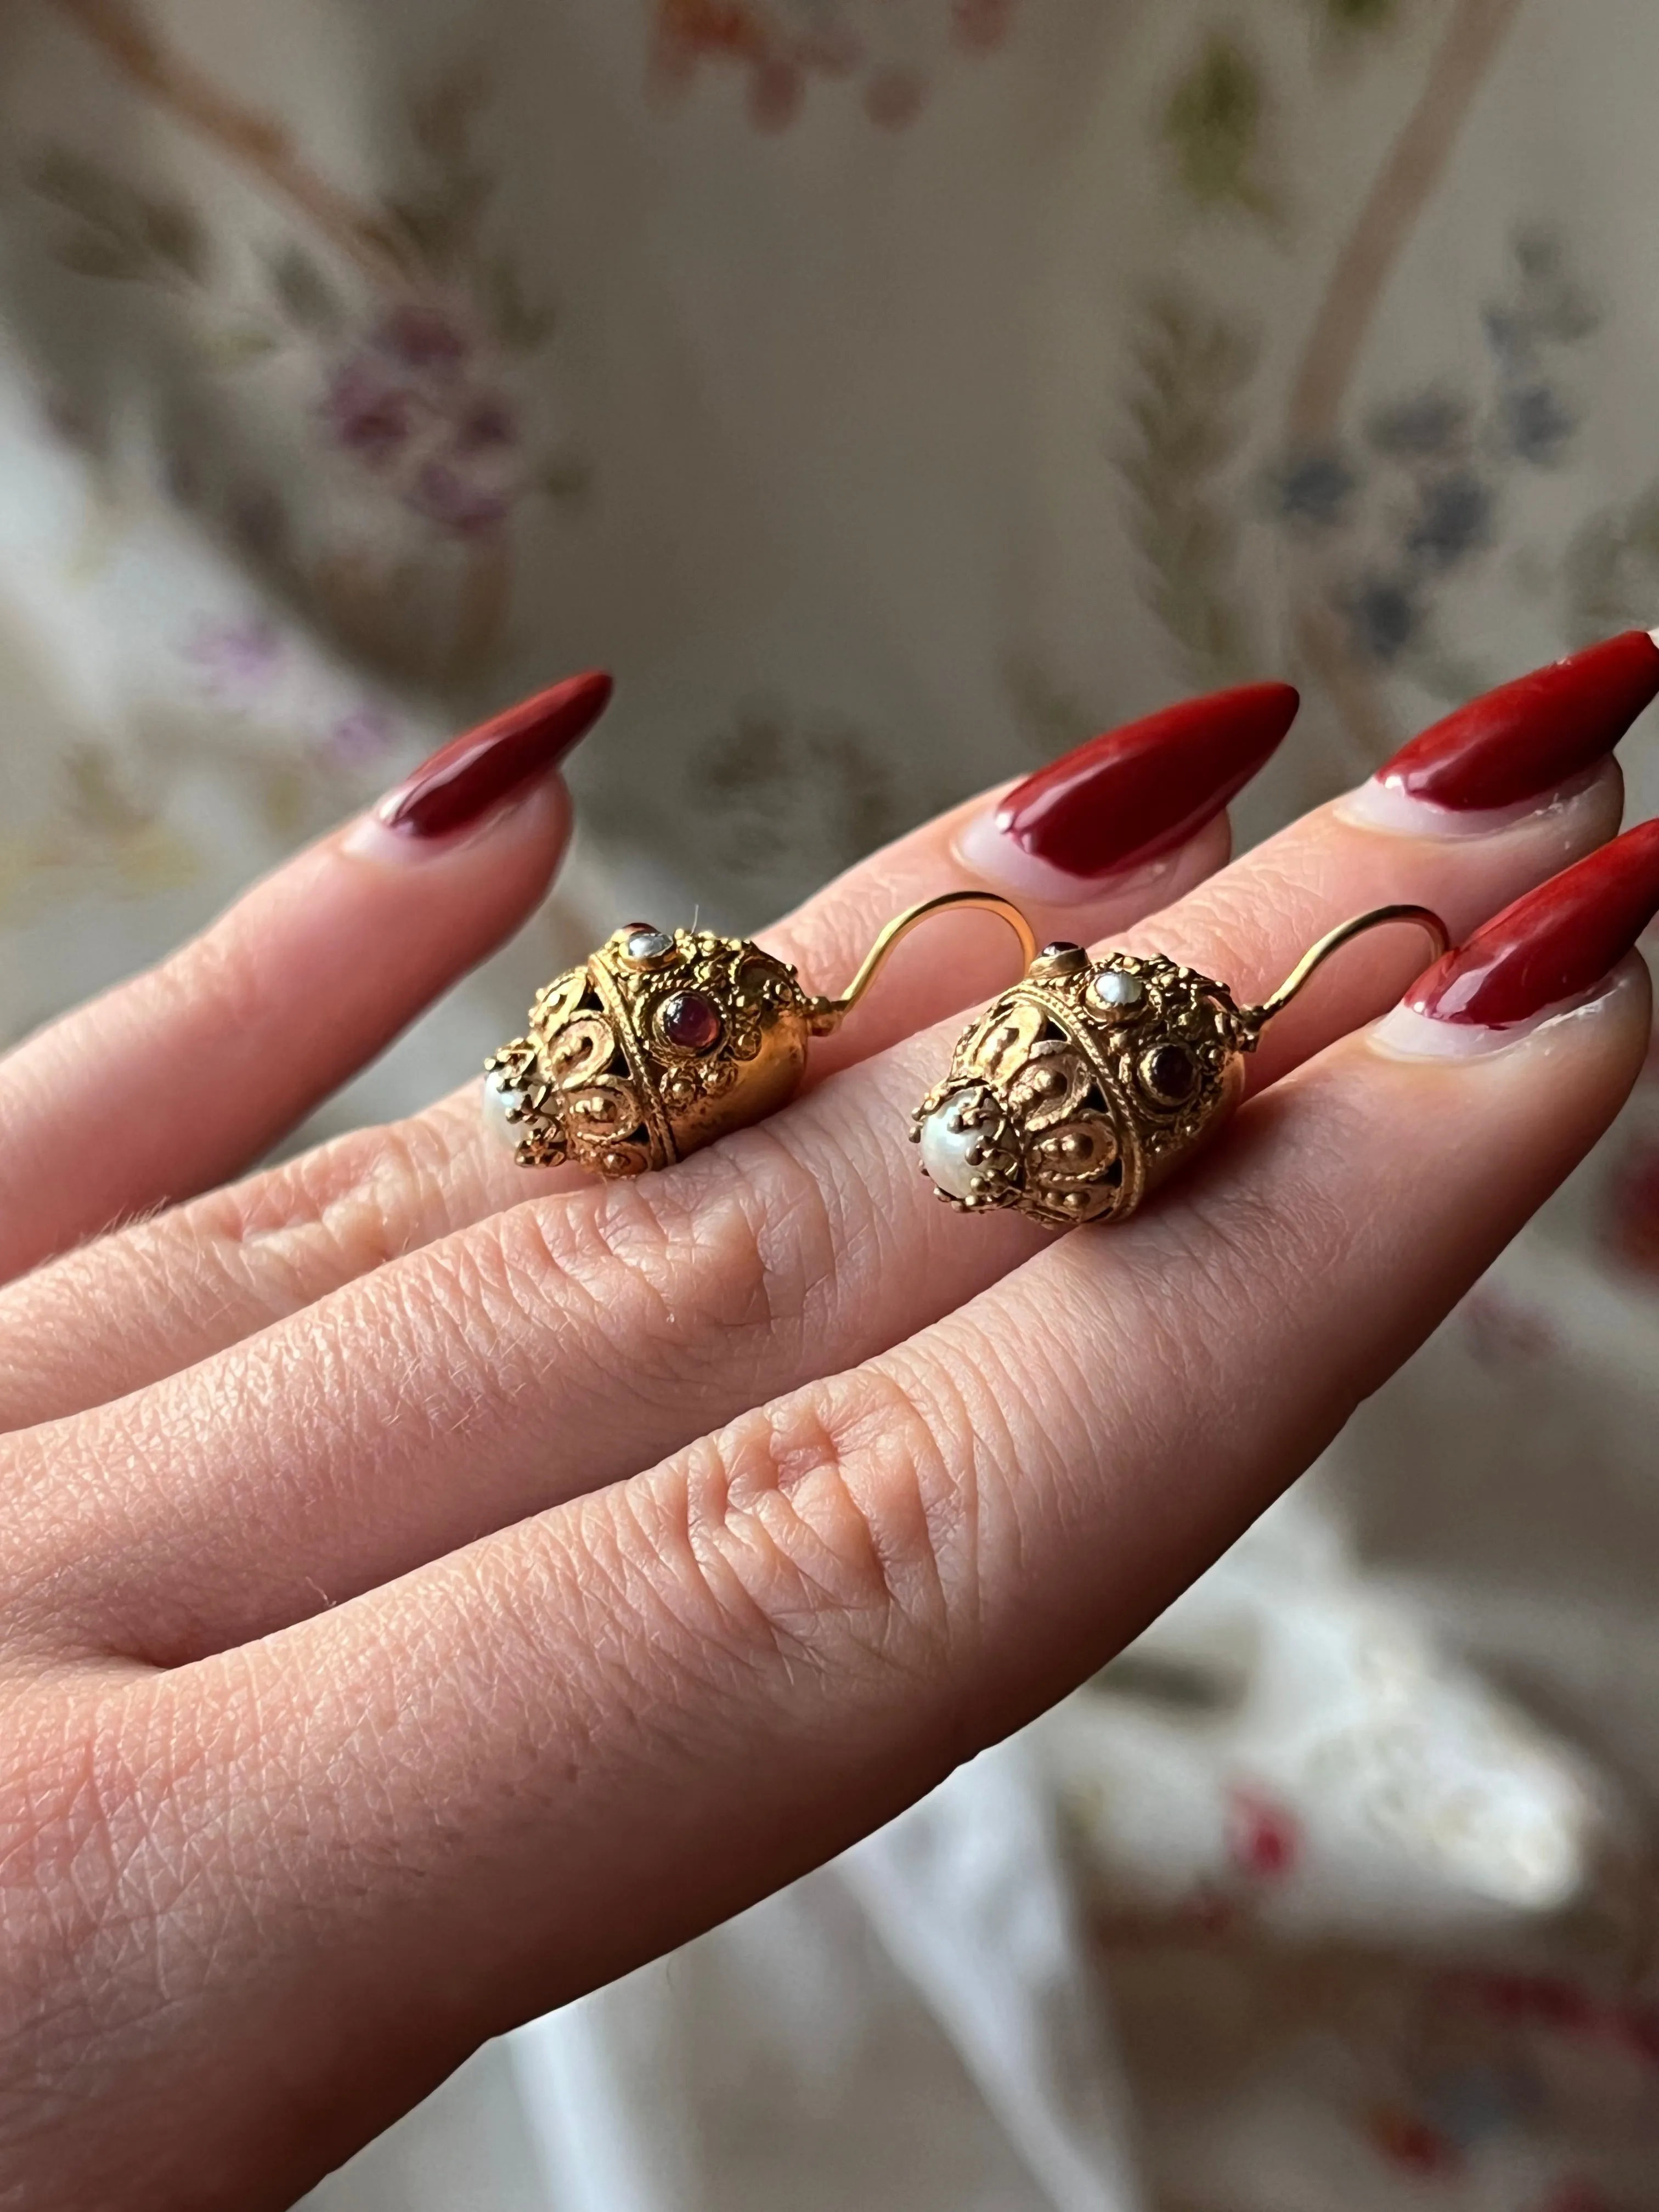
[1247,903,1451,1036]
[808,890,1040,1035]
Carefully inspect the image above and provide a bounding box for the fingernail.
[1368,631,1659,823]
[956,682,1299,904]
[359,670,613,845]
[1379,818,1659,1049]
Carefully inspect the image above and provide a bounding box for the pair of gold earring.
[485,894,1447,1231]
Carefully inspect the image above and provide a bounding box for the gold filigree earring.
[485,893,1039,1178]
[911,907,1449,1229]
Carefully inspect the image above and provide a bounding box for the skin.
[0,754,1643,2211]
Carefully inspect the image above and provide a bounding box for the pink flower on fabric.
[651,1,1023,132]
[864,67,926,129]
[1365,2106,1462,2176]
[1224,1785,1300,1882]
[1607,1130,1659,1278]
[320,307,523,541]
[321,707,399,771]
[378,303,471,374]
[952,0,1020,52]
[182,615,285,702]
[324,362,419,470]
[1457,1284,1559,1367]
[407,462,512,539]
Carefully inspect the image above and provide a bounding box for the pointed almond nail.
[1377,633,1659,814]
[374,670,613,840]
[1407,817,1659,1026]
[989,682,1300,882]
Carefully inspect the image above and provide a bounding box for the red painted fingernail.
[1407,817,1659,1026]
[1377,631,1659,812]
[375,670,613,839]
[992,682,1300,879]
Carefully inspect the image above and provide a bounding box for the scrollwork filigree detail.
[912,950,1252,1229]
[486,921,815,1176]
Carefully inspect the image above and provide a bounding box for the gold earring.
[486,891,1040,1178]
[911,906,1449,1229]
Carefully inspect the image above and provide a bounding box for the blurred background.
[6,3,1659,2205]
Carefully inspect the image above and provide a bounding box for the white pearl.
[919,1094,986,1202]
[483,1069,528,1148]
[625,928,674,962]
[1092,967,1144,1008]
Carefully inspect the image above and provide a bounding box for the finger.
[5,765,1628,1661]
[0,674,611,1283]
[63,841,1654,2210]
[0,686,1269,1423]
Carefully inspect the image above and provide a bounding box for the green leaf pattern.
[1161,31,1276,220]
[1119,292,1262,687]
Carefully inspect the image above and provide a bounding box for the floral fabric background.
[5,3,1659,2207]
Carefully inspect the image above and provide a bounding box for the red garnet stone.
[658,990,723,1053]
[1145,1043,1197,1102]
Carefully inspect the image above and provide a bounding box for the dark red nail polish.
[1378,631,1659,812]
[1407,817,1659,1026]
[995,682,1300,879]
[376,670,613,839]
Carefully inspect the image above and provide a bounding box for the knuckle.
[142,909,272,1039]
[195,1109,480,1323]
[218,1114,460,1287]
[0,1117,466,1430]
[635,1367,967,1681]
[439,1133,843,1415]
[1119,1081,1359,1401]
[1200,1088,1355,1290]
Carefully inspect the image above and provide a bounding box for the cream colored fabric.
[7,4,1659,2205]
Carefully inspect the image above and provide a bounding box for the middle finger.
[4,635,1644,1426]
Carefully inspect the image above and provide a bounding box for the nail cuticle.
[342,778,552,866]
[359,669,613,850]
[1337,761,1612,843]
[952,805,1203,908]
[1371,966,1636,1064]
[1407,819,1659,1030]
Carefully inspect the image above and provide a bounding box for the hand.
[1,668,1651,2212]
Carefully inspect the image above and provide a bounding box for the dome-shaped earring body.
[912,943,1252,1228]
[486,926,818,1177]
[485,893,1040,1180]
[912,907,1449,1230]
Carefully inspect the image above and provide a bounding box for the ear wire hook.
[813,894,1447,1041]
[806,890,1041,1035]
[1244,904,1451,1041]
